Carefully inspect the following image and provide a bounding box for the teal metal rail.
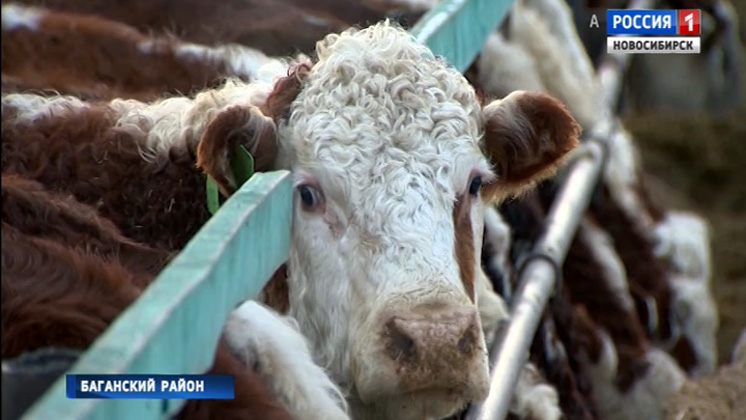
[20,171,294,420]
[19,1,514,419]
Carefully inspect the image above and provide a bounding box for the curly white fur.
[224,301,350,420]
[2,77,275,170]
[277,22,495,420]
[4,21,580,420]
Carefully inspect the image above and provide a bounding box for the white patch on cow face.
[275,22,492,420]
[1,4,43,32]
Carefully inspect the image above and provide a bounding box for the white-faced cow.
[2,21,581,420]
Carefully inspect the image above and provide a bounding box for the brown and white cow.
[1,175,282,420]
[473,0,717,375]
[458,2,718,419]
[3,0,426,57]
[1,173,352,420]
[1,2,288,101]
[2,21,581,420]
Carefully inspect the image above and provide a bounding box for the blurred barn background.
[618,0,746,364]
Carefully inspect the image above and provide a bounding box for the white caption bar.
[607,36,701,54]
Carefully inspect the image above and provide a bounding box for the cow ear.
[196,105,277,197]
[481,91,580,202]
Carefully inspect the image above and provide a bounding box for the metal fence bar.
[597,0,655,108]
[411,0,513,72]
[20,171,293,420]
[464,136,608,420]
[465,0,653,419]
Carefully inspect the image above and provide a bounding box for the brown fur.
[2,5,232,101]
[498,195,602,419]
[259,61,313,122]
[8,0,426,57]
[1,173,173,283]
[530,317,597,420]
[571,305,605,365]
[1,73,304,251]
[503,186,651,397]
[260,264,291,314]
[453,194,476,302]
[531,292,600,420]
[589,185,677,346]
[1,102,209,250]
[1,223,145,357]
[1,72,147,102]
[1,189,292,420]
[195,104,278,197]
[669,336,700,374]
[7,0,352,56]
[563,216,652,392]
[481,91,581,201]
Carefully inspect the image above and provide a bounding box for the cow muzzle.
[351,303,490,406]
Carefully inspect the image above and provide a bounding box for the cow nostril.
[457,327,476,355]
[457,336,469,355]
[386,320,418,360]
[458,333,472,355]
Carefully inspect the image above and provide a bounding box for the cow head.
[204,21,579,420]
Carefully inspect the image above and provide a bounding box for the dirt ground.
[621,2,746,363]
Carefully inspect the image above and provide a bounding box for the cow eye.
[297,184,323,210]
[468,176,483,196]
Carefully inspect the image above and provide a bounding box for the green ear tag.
[230,144,255,187]
[205,145,255,215]
[206,177,221,215]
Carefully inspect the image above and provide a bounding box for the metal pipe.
[597,0,654,108]
[464,1,659,417]
[464,141,605,420]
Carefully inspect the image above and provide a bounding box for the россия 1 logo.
[677,9,701,35]
[606,9,701,54]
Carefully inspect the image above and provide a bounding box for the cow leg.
[223,301,351,420]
